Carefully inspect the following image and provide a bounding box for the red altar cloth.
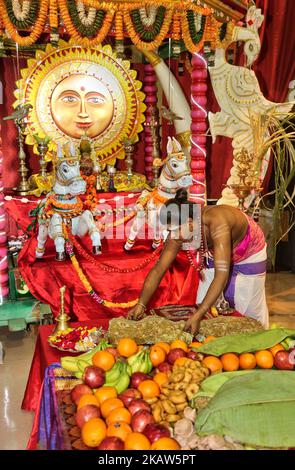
[5,193,199,320]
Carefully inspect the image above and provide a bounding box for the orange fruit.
[255,350,274,369]
[189,341,203,348]
[153,372,169,388]
[153,342,171,354]
[117,338,138,358]
[170,339,188,352]
[92,350,115,371]
[107,421,132,442]
[77,394,99,410]
[124,432,151,450]
[149,346,166,367]
[174,357,187,367]
[138,380,160,398]
[269,343,285,357]
[239,353,256,370]
[151,437,180,450]
[100,397,124,419]
[220,353,240,371]
[94,386,117,405]
[106,407,132,426]
[204,335,216,344]
[202,356,223,373]
[81,418,107,447]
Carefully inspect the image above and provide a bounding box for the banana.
[145,353,153,374]
[104,362,122,386]
[77,359,91,373]
[127,350,144,367]
[60,357,80,373]
[74,371,83,379]
[114,364,130,394]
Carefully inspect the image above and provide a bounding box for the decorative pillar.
[143,63,158,183]
[0,133,9,302]
[190,53,208,204]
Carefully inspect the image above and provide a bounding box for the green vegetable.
[195,370,295,448]
[195,328,295,356]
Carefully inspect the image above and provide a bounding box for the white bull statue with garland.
[35,143,101,261]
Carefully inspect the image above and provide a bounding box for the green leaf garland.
[4,0,40,30]
[187,11,206,45]
[130,6,166,42]
[66,0,105,38]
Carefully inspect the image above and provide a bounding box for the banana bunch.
[127,349,153,374]
[104,361,130,394]
[60,339,112,378]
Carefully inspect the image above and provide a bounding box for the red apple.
[157,362,172,374]
[131,410,155,433]
[83,365,105,389]
[105,347,119,359]
[167,348,186,365]
[143,423,171,444]
[71,384,93,405]
[75,404,101,428]
[187,350,199,361]
[128,399,151,416]
[130,372,149,389]
[274,350,294,370]
[118,388,142,407]
[98,437,124,450]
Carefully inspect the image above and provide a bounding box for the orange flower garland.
[115,11,124,41]
[0,0,49,46]
[59,0,114,46]
[123,8,173,51]
[49,0,59,30]
[172,11,181,41]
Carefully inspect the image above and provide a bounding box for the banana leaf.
[195,370,295,448]
[192,370,255,401]
[195,328,295,356]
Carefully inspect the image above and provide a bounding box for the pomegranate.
[98,437,124,450]
[187,350,199,361]
[143,423,170,444]
[118,388,142,407]
[130,372,149,389]
[128,399,151,416]
[105,347,119,359]
[274,350,294,370]
[131,410,155,433]
[70,384,93,405]
[157,362,172,374]
[167,348,186,365]
[75,404,101,428]
[83,365,105,389]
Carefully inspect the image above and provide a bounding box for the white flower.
[12,0,31,22]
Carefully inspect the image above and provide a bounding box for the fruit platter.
[57,322,295,450]
[48,326,104,353]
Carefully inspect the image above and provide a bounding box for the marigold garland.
[0,0,48,46]
[63,223,139,309]
[115,10,124,41]
[130,6,166,42]
[66,0,106,38]
[49,0,59,30]
[59,0,113,46]
[3,0,40,30]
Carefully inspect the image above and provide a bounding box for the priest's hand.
[185,311,203,336]
[127,304,146,321]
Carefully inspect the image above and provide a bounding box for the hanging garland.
[0,0,48,46]
[187,11,206,45]
[3,0,40,29]
[124,7,173,51]
[66,0,105,38]
[59,0,113,46]
[130,6,166,42]
[219,21,228,42]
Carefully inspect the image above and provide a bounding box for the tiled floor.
[0,272,295,450]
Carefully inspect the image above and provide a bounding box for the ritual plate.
[48,326,104,353]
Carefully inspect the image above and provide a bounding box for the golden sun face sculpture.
[13,40,146,166]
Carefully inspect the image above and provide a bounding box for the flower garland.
[130,6,166,42]
[43,194,84,219]
[63,223,138,309]
[139,6,157,27]
[65,0,106,38]
[49,0,58,30]
[124,7,173,51]
[186,11,206,45]
[0,0,48,46]
[3,0,39,29]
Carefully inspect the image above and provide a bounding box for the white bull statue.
[124,137,192,250]
[36,144,101,260]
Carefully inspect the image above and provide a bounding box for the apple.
[274,350,294,370]
[130,372,149,389]
[131,410,155,433]
[157,362,172,374]
[83,365,105,389]
[98,437,124,450]
[143,423,170,444]
[167,348,186,365]
[70,384,93,405]
[75,404,101,428]
[128,399,151,415]
[118,388,142,407]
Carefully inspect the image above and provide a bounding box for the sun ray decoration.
[13,39,146,167]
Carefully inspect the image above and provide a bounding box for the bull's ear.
[167,136,173,155]
[172,137,182,152]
